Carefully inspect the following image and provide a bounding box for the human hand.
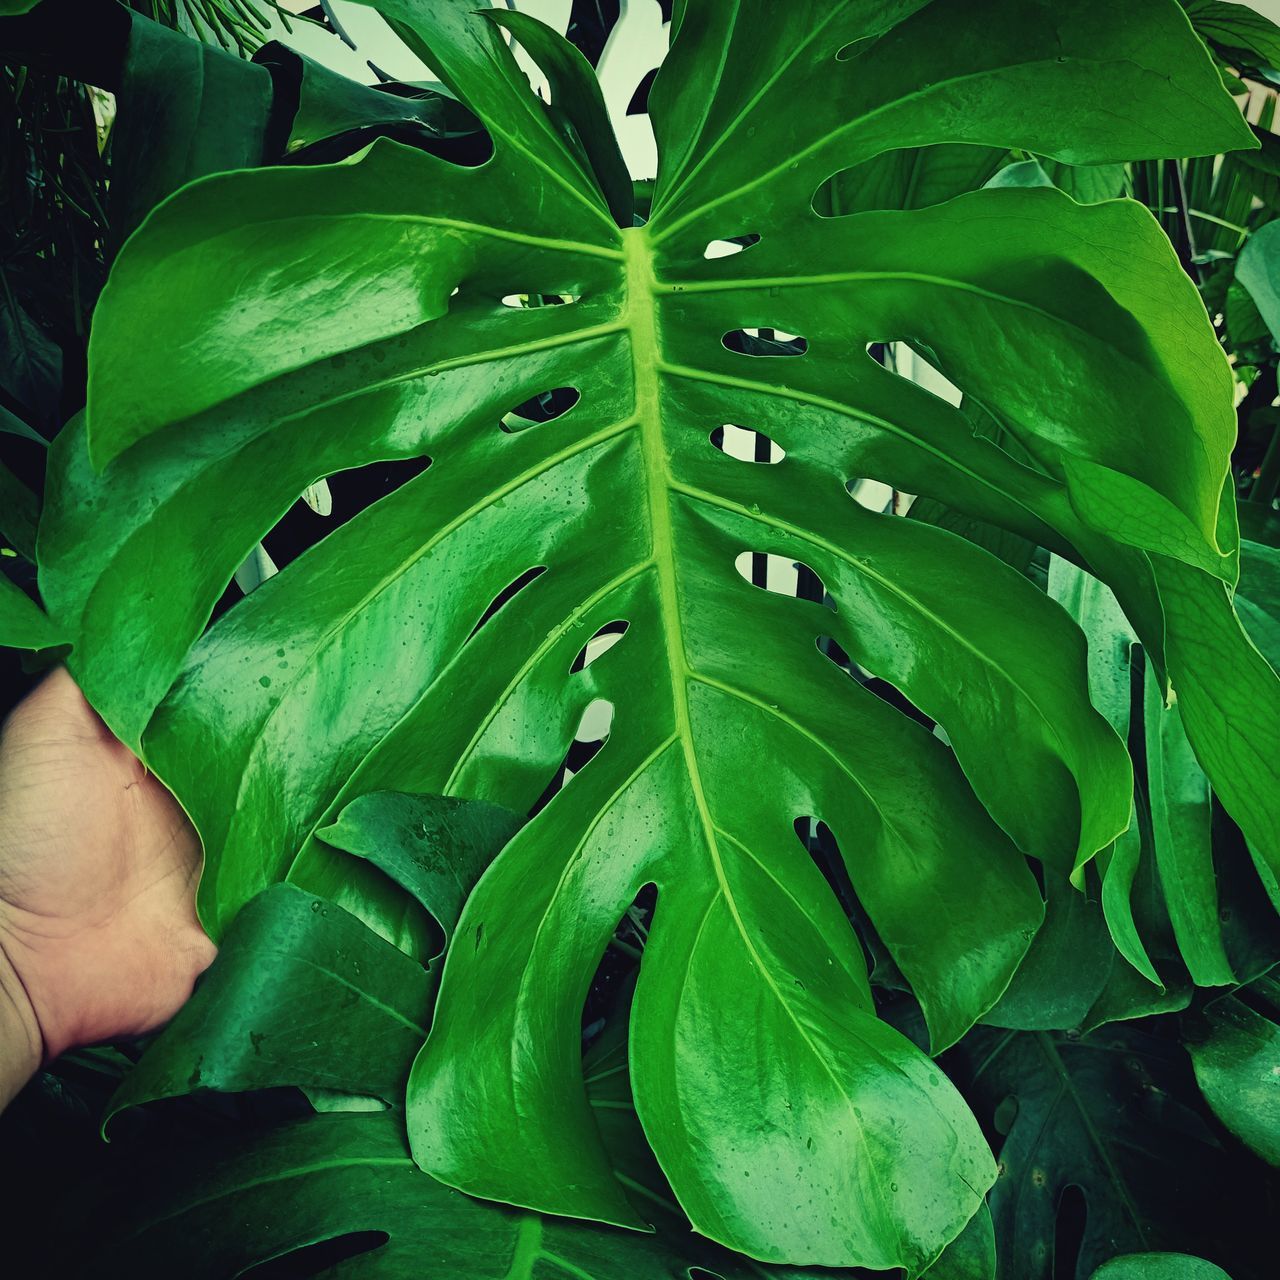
[0,668,214,1104]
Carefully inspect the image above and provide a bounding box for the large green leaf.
[108,9,272,249]
[90,846,804,1280]
[36,0,1277,1270]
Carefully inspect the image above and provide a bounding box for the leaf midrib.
[1034,1033,1150,1247]
[626,227,897,1243]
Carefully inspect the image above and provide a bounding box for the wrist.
[0,933,42,1108]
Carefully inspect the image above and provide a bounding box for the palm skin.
[0,668,213,1094]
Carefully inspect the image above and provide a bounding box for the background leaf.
[1090,1254,1232,1280]
[957,1025,1269,1280]
[108,9,272,248]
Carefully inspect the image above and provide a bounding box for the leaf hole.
[735,552,835,609]
[703,233,761,259]
[815,635,935,730]
[710,423,785,464]
[722,328,808,357]
[794,816,859,917]
[570,620,629,673]
[500,387,581,433]
[224,455,433,606]
[468,566,547,641]
[528,698,615,818]
[834,35,876,62]
[238,1231,390,1278]
[500,292,582,308]
[1053,1183,1087,1280]
[846,477,896,513]
[793,817,884,980]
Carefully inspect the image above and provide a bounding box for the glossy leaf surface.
[317,790,522,955]
[36,0,1280,1270]
[91,862,803,1280]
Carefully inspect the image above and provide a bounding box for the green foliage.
[253,41,482,162]
[1091,1257,1232,1280]
[1186,979,1280,1167]
[84,798,811,1280]
[83,1111,779,1280]
[1236,219,1280,338]
[0,571,64,649]
[103,882,433,1122]
[108,11,271,248]
[4,0,1280,1277]
[317,790,523,956]
[955,1025,1269,1279]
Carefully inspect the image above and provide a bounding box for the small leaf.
[1090,1253,1232,1280]
[1186,990,1280,1166]
[104,884,431,1127]
[0,575,67,653]
[1235,220,1280,341]
[1183,0,1280,75]
[318,789,522,953]
[252,41,483,161]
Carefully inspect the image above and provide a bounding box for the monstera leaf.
[956,1026,1270,1280]
[35,0,1280,1270]
[81,1111,806,1280]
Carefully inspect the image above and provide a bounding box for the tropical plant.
[2,1,1280,1278]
